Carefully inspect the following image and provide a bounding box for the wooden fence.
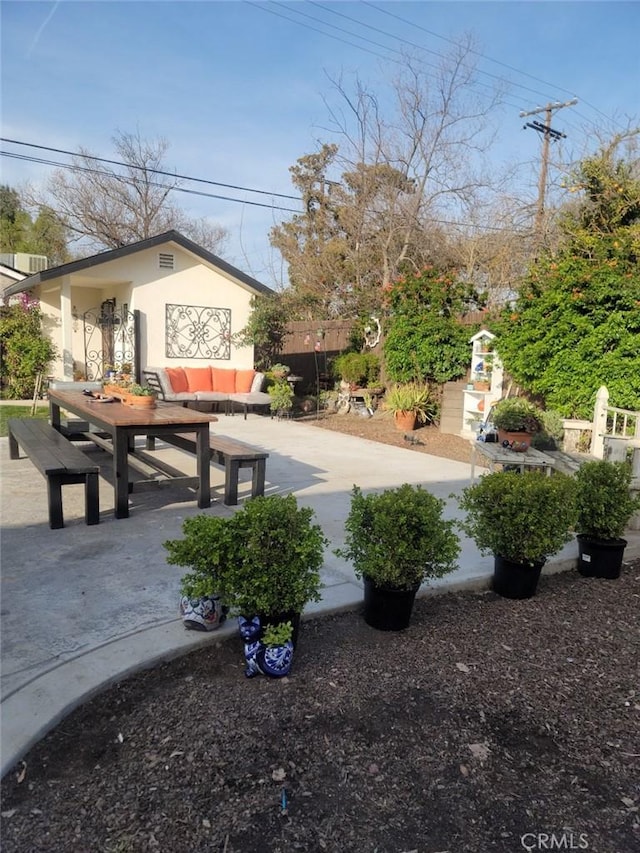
[279,312,488,394]
[279,320,355,393]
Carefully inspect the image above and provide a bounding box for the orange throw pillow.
[166,367,189,393]
[235,369,256,393]
[184,366,213,392]
[211,367,237,393]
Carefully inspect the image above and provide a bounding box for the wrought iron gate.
[83,300,140,381]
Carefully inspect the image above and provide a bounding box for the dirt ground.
[1,414,639,853]
[301,409,474,465]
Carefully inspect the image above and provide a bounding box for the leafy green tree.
[496,134,640,417]
[0,295,57,398]
[383,265,482,383]
[233,293,291,370]
[0,185,69,264]
[495,247,640,417]
[0,185,31,252]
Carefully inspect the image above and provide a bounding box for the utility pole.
[521,99,578,241]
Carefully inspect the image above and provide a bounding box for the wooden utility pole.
[521,99,578,241]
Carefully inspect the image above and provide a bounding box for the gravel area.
[1,415,639,852]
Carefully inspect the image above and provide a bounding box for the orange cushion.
[211,367,237,393]
[184,367,213,392]
[166,367,189,393]
[235,369,256,393]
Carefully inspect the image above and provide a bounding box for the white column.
[60,275,74,379]
[591,386,609,459]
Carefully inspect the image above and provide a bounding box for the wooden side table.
[470,440,557,481]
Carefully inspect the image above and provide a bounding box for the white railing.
[591,385,640,460]
[562,387,640,530]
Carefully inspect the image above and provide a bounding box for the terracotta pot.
[127,395,157,409]
[394,410,417,432]
[473,381,491,391]
[497,429,532,452]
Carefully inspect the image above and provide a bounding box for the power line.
[252,0,528,113]
[310,0,563,105]
[0,137,301,201]
[0,151,304,214]
[362,0,624,131]
[2,148,537,235]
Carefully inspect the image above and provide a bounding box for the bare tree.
[272,39,506,316]
[36,131,228,254]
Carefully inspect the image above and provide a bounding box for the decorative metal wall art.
[165,303,231,360]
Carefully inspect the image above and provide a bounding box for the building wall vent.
[159,252,175,270]
[0,253,48,273]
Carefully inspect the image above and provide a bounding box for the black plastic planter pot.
[363,576,419,631]
[492,555,544,599]
[577,534,627,579]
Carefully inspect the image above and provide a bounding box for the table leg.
[195,426,211,509]
[49,400,61,430]
[113,430,130,518]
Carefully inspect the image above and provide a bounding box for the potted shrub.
[335,484,460,630]
[164,494,327,647]
[268,379,294,417]
[164,515,232,631]
[490,397,544,451]
[239,617,294,678]
[383,382,437,432]
[573,460,640,579]
[456,470,578,599]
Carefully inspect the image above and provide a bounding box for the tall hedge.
[383,266,481,383]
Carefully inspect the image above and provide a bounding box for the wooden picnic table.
[48,390,216,519]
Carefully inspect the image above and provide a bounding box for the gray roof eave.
[3,231,274,297]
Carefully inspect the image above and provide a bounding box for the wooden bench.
[145,432,268,506]
[8,418,100,529]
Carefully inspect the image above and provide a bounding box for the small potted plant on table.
[383,382,437,432]
[125,383,157,408]
[490,397,544,452]
[336,484,460,630]
[456,470,578,599]
[573,460,640,579]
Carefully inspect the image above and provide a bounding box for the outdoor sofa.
[142,366,271,418]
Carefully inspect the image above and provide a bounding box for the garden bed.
[1,565,639,852]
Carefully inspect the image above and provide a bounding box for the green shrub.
[456,471,578,565]
[332,352,380,386]
[336,484,460,589]
[164,494,327,618]
[268,379,294,413]
[574,460,640,540]
[0,298,57,399]
[491,398,544,433]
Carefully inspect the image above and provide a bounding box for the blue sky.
[1,1,638,285]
